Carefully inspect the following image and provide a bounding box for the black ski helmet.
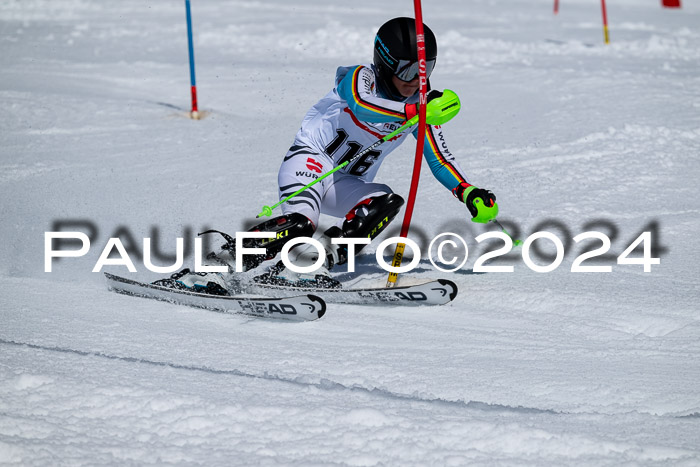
[373,17,438,99]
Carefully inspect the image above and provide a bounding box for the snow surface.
[2,0,700,465]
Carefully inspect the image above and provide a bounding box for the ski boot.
[323,193,404,266]
[153,268,230,296]
[254,193,404,288]
[199,212,315,272]
[253,240,341,289]
[153,212,316,293]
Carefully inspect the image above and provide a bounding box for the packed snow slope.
[1,0,700,465]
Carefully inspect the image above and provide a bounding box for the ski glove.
[404,89,461,125]
[454,183,499,224]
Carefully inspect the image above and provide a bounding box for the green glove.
[404,89,461,125]
[462,185,498,224]
[425,89,461,125]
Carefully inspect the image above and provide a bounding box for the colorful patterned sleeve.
[337,65,408,123]
[419,124,470,192]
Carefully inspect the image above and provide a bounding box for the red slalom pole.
[661,0,681,8]
[386,0,428,287]
[554,0,559,15]
[601,0,610,44]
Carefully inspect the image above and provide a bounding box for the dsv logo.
[306,158,323,173]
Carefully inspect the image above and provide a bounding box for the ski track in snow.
[1,337,699,466]
[2,0,700,464]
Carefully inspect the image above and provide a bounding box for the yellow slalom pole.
[385,243,406,286]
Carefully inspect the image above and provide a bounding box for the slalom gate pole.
[385,0,428,288]
[185,0,200,119]
[601,0,610,44]
[554,0,559,15]
[257,116,419,218]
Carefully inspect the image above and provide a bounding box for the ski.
[247,278,458,306]
[104,273,326,322]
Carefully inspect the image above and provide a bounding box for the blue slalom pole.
[185,0,199,118]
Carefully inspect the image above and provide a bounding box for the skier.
[158,17,497,294]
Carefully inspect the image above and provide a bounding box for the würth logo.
[306,158,323,173]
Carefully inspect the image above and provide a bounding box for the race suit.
[278,63,469,227]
